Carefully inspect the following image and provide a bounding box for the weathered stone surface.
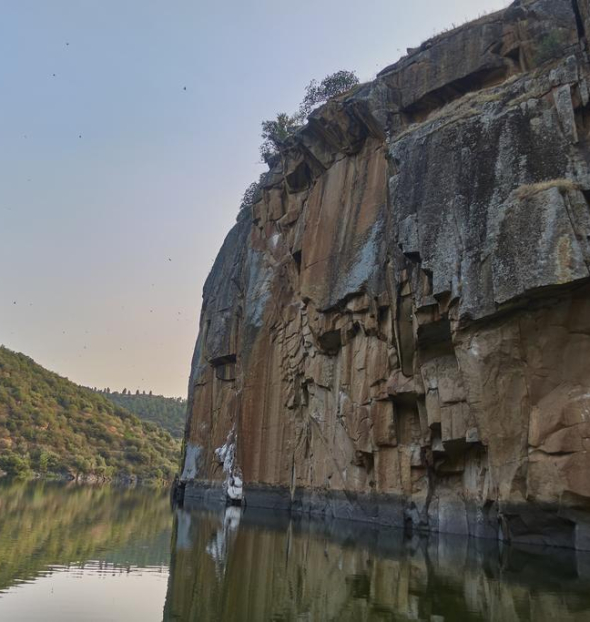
[181,0,590,549]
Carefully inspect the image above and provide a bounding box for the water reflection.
[0,479,171,589]
[1,479,589,621]
[165,505,590,622]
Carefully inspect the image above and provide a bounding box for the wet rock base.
[183,481,590,551]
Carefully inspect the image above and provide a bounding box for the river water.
[0,480,589,621]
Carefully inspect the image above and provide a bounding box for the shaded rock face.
[182,0,590,549]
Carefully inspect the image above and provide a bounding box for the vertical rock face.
[182,0,590,549]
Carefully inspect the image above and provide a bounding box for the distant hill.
[0,346,179,481]
[98,391,186,438]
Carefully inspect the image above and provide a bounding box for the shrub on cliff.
[238,172,268,219]
[240,70,360,215]
[260,112,303,165]
[298,70,359,118]
[259,70,359,165]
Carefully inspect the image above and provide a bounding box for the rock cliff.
[180,0,590,550]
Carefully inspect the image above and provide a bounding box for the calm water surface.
[0,480,589,621]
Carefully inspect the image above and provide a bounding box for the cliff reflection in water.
[0,479,171,593]
[165,505,590,622]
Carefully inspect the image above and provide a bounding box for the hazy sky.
[0,0,509,397]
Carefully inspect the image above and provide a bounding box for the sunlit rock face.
[182,0,590,549]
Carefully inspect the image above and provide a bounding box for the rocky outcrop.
[180,0,590,550]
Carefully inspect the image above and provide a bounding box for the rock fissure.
[571,0,587,42]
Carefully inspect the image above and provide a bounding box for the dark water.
[0,481,589,621]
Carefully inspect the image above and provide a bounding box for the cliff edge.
[180,0,590,550]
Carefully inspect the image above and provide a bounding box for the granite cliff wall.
[180,0,590,550]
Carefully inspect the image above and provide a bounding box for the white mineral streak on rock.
[270,233,280,249]
[214,425,243,503]
[468,342,480,358]
[244,248,273,328]
[180,443,202,482]
[227,474,243,502]
[175,509,192,551]
[206,505,242,578]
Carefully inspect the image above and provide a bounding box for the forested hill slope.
[98,391,186,438]
[0,346,179,481]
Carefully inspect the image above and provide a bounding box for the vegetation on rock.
[0,346,179,480]
[259,70,359,165]
[239,70,359,219]
[298,70,360,118]
[238,172,266,217]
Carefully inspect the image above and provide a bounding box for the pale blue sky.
[0,0,509,396]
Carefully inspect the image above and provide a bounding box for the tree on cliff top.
[238,70,359,219]
[259,112,303,165]
[239,172,267,217]
[298,70,359,118]
[258,70,359,166]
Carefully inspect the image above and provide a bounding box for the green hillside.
[0,346,179,481]
[98,391,186,438]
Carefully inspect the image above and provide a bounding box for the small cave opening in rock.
[317,329,342,354]
[402,249,422,263]
[417,318,453,351]
[392,394,422,446]
[402,66,510,123]
[354,450,375,474]
[286,160,312,193]
[504,46,523,72]
[211,354,237,381]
